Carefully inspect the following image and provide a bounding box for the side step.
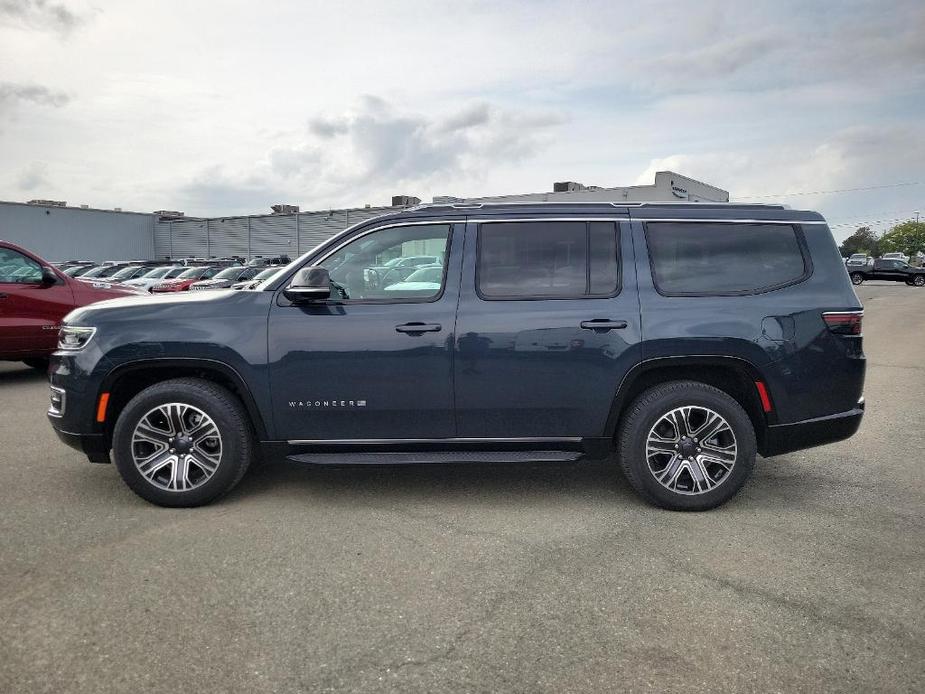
[286,450,583,465]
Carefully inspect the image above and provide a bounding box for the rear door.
[453,216,641,438]
[0,247,74,355]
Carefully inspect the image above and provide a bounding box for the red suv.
[0,241,139,369]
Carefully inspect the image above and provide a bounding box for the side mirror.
[283,266,331,303]
[40,266,59,286]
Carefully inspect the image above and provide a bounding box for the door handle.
[395,322,442,334]
[580,319,628,331]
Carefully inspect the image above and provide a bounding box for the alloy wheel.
[131,403,223,491]
[645,406,737,495]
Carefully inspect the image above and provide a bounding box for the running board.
[286,450,583,465]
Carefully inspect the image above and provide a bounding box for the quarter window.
[646,223,808,295]
[323,224,451,301]
[0,248,42,284]
[477,221,620,299]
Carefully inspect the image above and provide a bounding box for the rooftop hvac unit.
[392,195,421,207]
[271,204,300,214]
[27,199,66,207]
[154,210,185,217]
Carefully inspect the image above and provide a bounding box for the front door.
[268,221,463,441]
[0,247,74,355]
[453,218,641,438]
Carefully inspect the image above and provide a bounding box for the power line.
[732,181,923,200]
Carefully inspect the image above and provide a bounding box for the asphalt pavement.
[0,282,922,693]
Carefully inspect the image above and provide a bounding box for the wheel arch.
[98,358,269,443]
[604,356,771,451]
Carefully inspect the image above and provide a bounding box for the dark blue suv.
[47,202,865,510]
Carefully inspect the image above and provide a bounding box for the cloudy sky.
[1,0,923,239]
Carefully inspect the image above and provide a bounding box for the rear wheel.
[112,378,254,507]
[617,381,756,511]
[913,275,925,287]
[850,273,864,285]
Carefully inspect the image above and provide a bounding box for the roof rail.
[409,201,787,211]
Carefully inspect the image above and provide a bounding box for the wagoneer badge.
[288,400,367,408]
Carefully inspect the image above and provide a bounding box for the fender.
[98,357,270,440]
[602,354,774,440]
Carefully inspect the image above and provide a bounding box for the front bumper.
[761,399,864,457]
[50,423,111,464]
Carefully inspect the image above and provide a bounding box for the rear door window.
[645,222,809,295]
[477,221,620,299]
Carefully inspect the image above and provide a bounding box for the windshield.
[213,267,244,280]
[254,267,281,281]
[63,266,89,276]
[140,266,175,279]
[110,266,143,280]
[177,267,208,279]
[79,266,112,278]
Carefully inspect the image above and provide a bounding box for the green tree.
[879,221,925,258]
[838,226,880,257]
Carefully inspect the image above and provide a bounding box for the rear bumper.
[49,420,111,464]
[761,399,864,457]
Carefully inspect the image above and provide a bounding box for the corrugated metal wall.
[0,202,154,262]
[153,206,393,260]
[0,201,398,263]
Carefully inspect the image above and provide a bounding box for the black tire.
[617,381,757,511]
[112,378,254,507]
[22,358,49,371]
[850,273,864,285]
[913,275,925,287]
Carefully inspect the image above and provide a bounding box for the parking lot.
[0,282,921,693]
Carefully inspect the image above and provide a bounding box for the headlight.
[58,326,97,351]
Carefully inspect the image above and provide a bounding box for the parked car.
[382,264,444,293]
[76,263,137,282]
[47,202,865,511]
[880,252,910,263]
[104,265,160,284]
[0,240,139,369]
[150,266,224,292]
[247,255,291,267]
[845,253,871,269]
[189,266,263,291]
[121,266,185,292]
[230,267,284,290]
[848,258,925,286]
[62,264,98,277]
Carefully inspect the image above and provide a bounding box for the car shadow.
[0,363,48,384]
[233,457,645,508]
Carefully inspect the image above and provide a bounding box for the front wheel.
[913,275,925,287]
[617,381,757,511]
[850,273,864,285]
[112,378,254,507]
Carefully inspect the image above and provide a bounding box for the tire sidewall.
[112,381,249,507]
[621,384,756,511]
[850,273,864,285]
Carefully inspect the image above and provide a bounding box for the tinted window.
[646,223,807,295]
[478,221,619,299]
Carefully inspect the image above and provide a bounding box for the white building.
[449,171,729,204]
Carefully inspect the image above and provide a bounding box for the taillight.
[823,311,863,335]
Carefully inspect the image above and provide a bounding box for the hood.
[64,287,270,326]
